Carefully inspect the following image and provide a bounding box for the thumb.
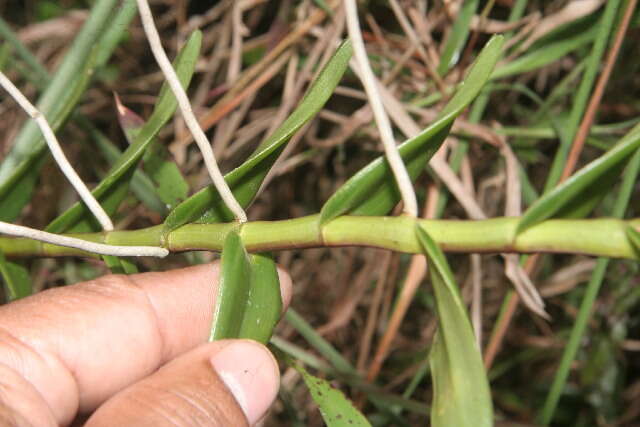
[85,340,279,427]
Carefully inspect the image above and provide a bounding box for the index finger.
[0,263,292,425]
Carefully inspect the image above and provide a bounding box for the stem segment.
[0,216,637,260]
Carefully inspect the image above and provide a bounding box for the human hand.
[0,263,292,426]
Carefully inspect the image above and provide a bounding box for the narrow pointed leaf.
[85,118,166,214]
[295,364,371,427]
[45,30,201,233]
[0,58,96,221]
[115,96,189,210]
[143,144,189,210]
[437,0,479,75]
[210,230,252,341]
[163,40,353,231]
[626,226,640,258]
[320,35,503,225]
[238,253,282,344]
[0,0,119,181]
[0,159,42,222]
[0,252,31,301]
[0,0,130,220]
[555,163,624,219]
[491,22,597,80]
[517,125,640,235]
[415,224,492,427]
[102,255,138,274]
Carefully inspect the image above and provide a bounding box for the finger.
[0,263,291,425]
[0,363,57,427]
[86,340,279,427]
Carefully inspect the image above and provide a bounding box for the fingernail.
[210,340,279,425]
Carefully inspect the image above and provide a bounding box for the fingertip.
[210,340,280,425]
[275,266,293,312]
[86,340,280,427]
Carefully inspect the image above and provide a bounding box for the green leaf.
[492,30,595,80]
[0,252,31,301]
[415,224,492,427]
[102,255,138,274]
[143,144,189,210]
[0,157,42,222]
[45,30,201,233]
[0,17,49,82]
[211,236,282,343]
[238,253,282,344]
[320,35,504,225]
[81,117,166,214]
[555,163,624,219]
[491,14,598,80]
[543,0,621,194]
[437,0,479,75]
[163,39,353,231]
[115,94,189,210]
[295,364,371,427]
[0,56,96,221]
[210,230,252,341]
[626,225,640,257]
[0,0,122,220]
[517,125,640,235]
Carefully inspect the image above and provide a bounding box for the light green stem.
[0,215,638,260]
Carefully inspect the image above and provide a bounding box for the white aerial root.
[344,0,418,217]
[0,71,114,231]
[136,0,247,222]
[0,222,168,257]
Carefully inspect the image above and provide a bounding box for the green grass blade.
[0,0,119,181]
[415,224,492,427]
[320,35,503,225]
[209,230,251,341]
[542,0,621,193]
[285,309,356,375]
[0,53,96,221]
[163,39,353,230]
[491,23,597,80]
[0,252,31,301]
[0,159,42,222]
[238,253,282,344]
[626,225,640,256]
[538,148,640,425]
[0,17,49,81]
[295,364,371,427]
[0,1,138,222]
[0,0,138,222]
[437,0,479,75]
[517,124,640,234]
[94,0,138,67]
[45,31,201,233]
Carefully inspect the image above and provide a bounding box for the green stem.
[1,215,638,260]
